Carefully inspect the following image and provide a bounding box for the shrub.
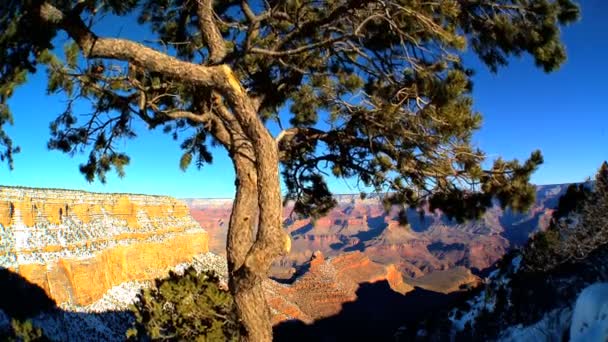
[1,318,46,342]
[522,227,561,271]
[127,267,240,341]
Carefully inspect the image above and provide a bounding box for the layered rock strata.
[188,185,569,280]
[264,251,414,324]
[0,186,208,306]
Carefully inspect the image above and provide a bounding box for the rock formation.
[187,184,569,281]
[0,186,208,307]
[184,198,231,255]
[264,251,414,324]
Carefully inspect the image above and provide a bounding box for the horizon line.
[0,181,580,200]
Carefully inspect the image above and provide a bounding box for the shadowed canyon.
[0,184,571,340]
[186,183,568,283]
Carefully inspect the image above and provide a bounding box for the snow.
[570,282,608,342]
[0,309,9,332]
[449,287,497,331]
[0,252,229,341]
[498,282,608,342]
[449,258,512,331]
[499,308,572,342]
[511,255,522,274]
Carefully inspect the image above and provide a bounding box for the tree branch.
[39,3,233,91]
[275,127,326,144]
[241,1,257,22]
[195,0,227,64]
[251,35,353,57]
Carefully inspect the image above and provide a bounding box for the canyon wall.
[188,184,568,281]
[0,186,208,307]
[264,251,415,324]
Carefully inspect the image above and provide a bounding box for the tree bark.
[227,154,257,280]
[228,152,275,342]
[218,61,288,342]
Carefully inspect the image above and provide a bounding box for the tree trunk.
[220,82,289,341]
[231,270,273,341]
[227,149,280,341]
[35,3,285,340]
[227,153,256,278]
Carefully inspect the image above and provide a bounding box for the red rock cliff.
[264,251,413,324]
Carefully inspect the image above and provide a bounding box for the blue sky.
[0,0,606,198]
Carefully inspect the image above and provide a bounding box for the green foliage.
[0,1,579,220]
[523,161,608,272]
[522,227,561,271]
[179,129,213,172]
[1,318,47,342]
[0,0,56,168]
[552,182,591,220]
[127,267,240,341]
[460,0,580,72]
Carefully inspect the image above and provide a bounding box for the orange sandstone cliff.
[0,186,208,307]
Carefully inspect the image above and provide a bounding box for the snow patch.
[449,262,509,331]
[570,282,608,342]
[0,252,229,341]
[449,287,497,331]
[511,255,522,274]
[499,308,571,341]
[498,282,608,342]
[0,309,9,332]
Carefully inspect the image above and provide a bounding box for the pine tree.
[575,161,608,248]
[127,267,239,341]
[0,1,579,339]
[524,161,608,271]
[0,318,47,342]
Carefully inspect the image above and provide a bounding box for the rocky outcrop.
[0,186,208,307]
[187,184,570,281]
[185,198,231,255]
[407,266,481,294]
[264,251,414,324]
[0,253,225,342]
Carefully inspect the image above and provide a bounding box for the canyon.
[0,183,570,340]
[186,183,567,283]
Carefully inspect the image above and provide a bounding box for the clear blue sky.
[0,1,606,198]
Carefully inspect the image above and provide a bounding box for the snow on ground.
[570,282,608,342]
[511,255,522,273]
[0,310,8,332]
[0,252,229,341]
[499,282,608,342]
[449,258,516,331]
[499,308,572,341]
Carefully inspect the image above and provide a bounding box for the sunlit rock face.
[0,186,208,307]
[264,251,414,324]
[184,198,232,255]
[187,185,569,281]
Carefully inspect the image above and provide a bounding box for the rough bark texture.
[227,136,285,341]
[228,148,272,341]
[195,0,227,64]
[228,154,257,278]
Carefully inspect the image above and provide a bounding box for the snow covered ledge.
[570,283,608,341]
[499,283,608,341]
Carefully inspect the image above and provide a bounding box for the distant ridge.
[181,183,581,201]
[0,184,171,198]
